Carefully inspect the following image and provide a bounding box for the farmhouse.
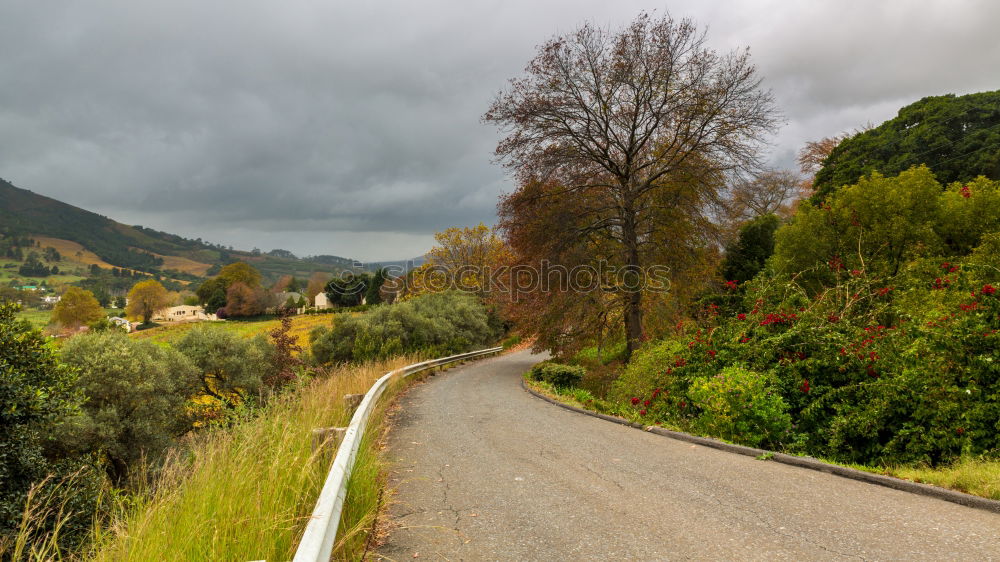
[153,305,216,322]
[314,291,331,309]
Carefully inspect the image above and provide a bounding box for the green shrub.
[529,362,585,387]
[59,331,200,482]
[608,339,688,404]
[311,291,501,363]
[0,303,80,543]
[687,366,791,447]
[175,326,276,405]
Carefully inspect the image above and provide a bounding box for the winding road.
[376,350,1000,560]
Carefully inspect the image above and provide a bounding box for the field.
[153,252,213,276]
[15,307,123,330]
[129,313,337,350]
[15,307,55,329]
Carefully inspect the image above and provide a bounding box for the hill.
[813,90,1000,200]
[0,178,357,282]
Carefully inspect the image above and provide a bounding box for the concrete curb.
[520,378,1000,514]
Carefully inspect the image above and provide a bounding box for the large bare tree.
[485,13,780,360]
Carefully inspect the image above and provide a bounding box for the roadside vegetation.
[86,357,413,562]
[480,14,1000,502]
[1,263,503,559]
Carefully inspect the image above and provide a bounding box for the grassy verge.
[887,459,1000,500]
[86,356,415,561]
[524,373,1000,502]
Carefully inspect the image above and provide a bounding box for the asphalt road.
[376,350,1000,561]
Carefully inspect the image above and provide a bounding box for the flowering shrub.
[598,170,1000,465]
[687,366,791,447]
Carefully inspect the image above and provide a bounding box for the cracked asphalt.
[375,350,1000,561]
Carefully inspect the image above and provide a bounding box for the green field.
[0,258,87,286]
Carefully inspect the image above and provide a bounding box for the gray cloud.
[1,0,998,260]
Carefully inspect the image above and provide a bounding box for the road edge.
[520,378,1000,514]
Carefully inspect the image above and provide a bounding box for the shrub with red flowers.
[601,170,1000,466]
[609,247,1000,465]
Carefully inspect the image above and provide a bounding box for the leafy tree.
[324,273,368,307]
[18,251,50,277]
[196,262,265,315]
[365,267,387,305]
[175,327,275,405]
[813,90,1000,200]
[773,167,1000,288]
[42,247,61,263]
[225,281,268,317]
[92,286,111,308]
[403,224,509,300]
[721,214,782,284]
[51,287,104,328]
[485,13,778,360]
[728,170,801,222]
[217,261,262,289]
[0,302,79,537]
[58,332,199,482]
[195,276,227,312]
[305,272,331,304]
[126,280,171,325]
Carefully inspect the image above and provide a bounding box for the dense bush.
[310,291,501,363]
[687,366,791,447]
[0,303,80,541]
[529,362,585,387]
[175,326,277,406]
[59,332,200,482]
[612,170,1000,466]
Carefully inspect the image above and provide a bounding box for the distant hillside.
[814,90,1000,200]
[0,178,356,282]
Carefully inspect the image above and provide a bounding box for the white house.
[152,305,216,322]
[107,316,133,332]
[314,292,331,309]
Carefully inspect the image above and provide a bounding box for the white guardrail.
[292,346,503,562]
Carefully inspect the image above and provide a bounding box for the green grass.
[888,458,1000,500]
[15,307,53,329]
[84,356,415,561]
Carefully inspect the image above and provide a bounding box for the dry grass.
[86,356,416,562]
[31,236,194,283]
[137,250,212,276]
[31,236,116,269]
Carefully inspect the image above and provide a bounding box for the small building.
[41,295,61,305]
[273,291,305,314]
[107,316,133,332]
[152,305,216,323]
[314,292,331,309]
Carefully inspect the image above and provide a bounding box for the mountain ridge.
[0,178,359,282]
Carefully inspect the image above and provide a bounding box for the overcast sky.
[1,1,998,261]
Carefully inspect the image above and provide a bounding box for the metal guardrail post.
[291,346,502,562]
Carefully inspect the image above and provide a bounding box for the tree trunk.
[622,204,644,362]
[623,282,644,362]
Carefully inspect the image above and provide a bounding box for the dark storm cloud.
[1,0,998,260]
